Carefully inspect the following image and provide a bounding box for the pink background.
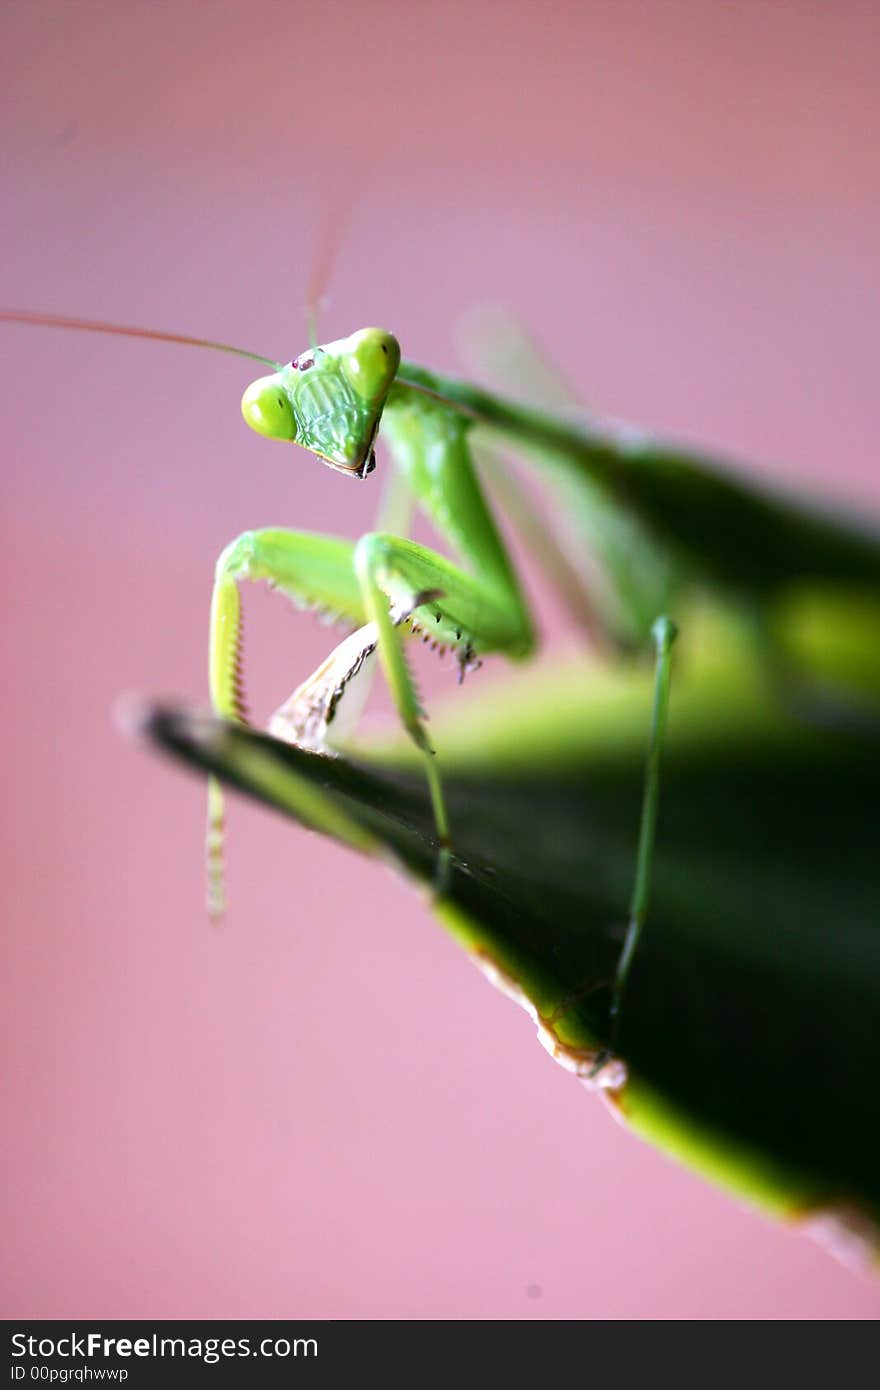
[3,0,880,1319]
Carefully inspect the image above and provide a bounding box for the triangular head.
[240,327,401,478]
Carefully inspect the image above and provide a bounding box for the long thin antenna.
[305,209,339,348]
[0,310,282,369]
[303,178,365,350]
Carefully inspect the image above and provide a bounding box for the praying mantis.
[4,306,880,1064]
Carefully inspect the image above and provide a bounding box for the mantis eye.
[241,375,296,440]
[341,328,401,404]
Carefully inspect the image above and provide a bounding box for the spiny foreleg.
[206,528,366,918]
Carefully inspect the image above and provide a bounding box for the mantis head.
[240,327,401,478]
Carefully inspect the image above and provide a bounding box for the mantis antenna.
[0,308,485,423]
[0,309,282,369]
[302,176,370,351]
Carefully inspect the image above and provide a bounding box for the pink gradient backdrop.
[3,0,880,1319]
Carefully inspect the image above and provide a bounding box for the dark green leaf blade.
[137,654,880,1260]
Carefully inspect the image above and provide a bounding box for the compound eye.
[341,329,401,404]
[241,376,296,440]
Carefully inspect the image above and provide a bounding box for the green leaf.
[137,621,880,1263]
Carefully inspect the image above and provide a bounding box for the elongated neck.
[393,360,625,490]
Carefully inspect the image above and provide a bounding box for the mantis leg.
[205,520,533,913]
[353,529,536,886]
[352,524,536,844]
[206,528,366,917]
[593,615,678,1067]
[210,528,366,729]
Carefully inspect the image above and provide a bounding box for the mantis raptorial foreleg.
[206,423,535,912]
[206,529,366,915]
[354,528,531,857]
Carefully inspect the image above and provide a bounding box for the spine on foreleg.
[206,563,248,920]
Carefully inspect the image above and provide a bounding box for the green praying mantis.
[4,306,880,1066]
